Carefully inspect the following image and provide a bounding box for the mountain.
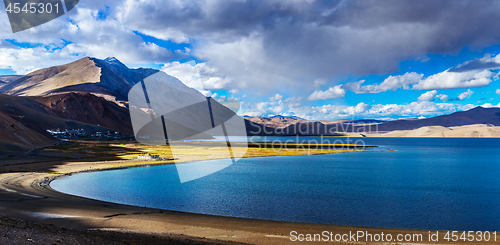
[0,57,244,135]
[0,108,55,153]
[0,75,22,89]
[251,106,500,136]
[244,115,309,128]
[376,107,500,132]
[2,56,500,153]
[0,75,22,83]
[0,93,128,153]
[31,92,133,134]
[0,57,259,152]
[372,124,500,137]
[0,57,158,102]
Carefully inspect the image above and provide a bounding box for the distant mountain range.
[0,57,499,153]
[377,107,500,130]
[244,115,309,128]
[246,108,500,136]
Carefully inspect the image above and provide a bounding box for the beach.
[0,140,495,244]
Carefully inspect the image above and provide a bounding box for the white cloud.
[437,94,449,102]
[0,47,80,74]
[450,53,500,72]
[269,93,283,101]
[344,72,423,93]
[458,89,474,100]
[343,68,497,94]
[340,54,500,95]
[412,70,495,90]
[308,85,346,100]
[343,102,369,115]
[241,101,281,117]
[417,90,438,101]
[161,61,232,90]
[240,96,302,117]
[496,89,500,96]
[241,94,477,121]
[481,103,500,108]
[288,101,475,120]
[377,73,423,92]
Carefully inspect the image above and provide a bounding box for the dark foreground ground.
[0,216,243,245]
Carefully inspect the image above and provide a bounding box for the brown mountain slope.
[32,92,133,134]
[0,58,101,96]
[0,57,158,101]
[0,93,131,153]
[0,75,22,85]
[0,111,55,153]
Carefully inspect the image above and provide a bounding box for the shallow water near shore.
[51,137,500,231]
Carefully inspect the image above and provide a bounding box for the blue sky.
[1,0,500,120]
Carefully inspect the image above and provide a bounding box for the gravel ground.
[0,216,245,245]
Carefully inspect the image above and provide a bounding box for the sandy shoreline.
[0,141,494,244]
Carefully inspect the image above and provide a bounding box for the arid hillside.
[0,93,130,153]
[0,57,158,102]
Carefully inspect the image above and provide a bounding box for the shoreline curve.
[0,141,486,244]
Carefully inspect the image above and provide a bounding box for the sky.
[1,0,500,120]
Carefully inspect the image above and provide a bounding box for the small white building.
[138,154,160,160]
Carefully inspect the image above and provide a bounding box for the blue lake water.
[51,137,500,231]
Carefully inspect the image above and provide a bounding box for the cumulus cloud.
[344,67,497,94]
[481,103,500,108]
[437,94,449,102]
[0,47,80,74]
[449,53,500,72]
[458,89,474,100]
[241,100,286,117]
[269,93,283,101]
[241,94,476,121]
[161,61,232,90]
[417,90,438,101]
[345,73,423,94]
[412,70,495,90]
[288,101,475,120]
[308,85,346,100]
[343,102,369,115]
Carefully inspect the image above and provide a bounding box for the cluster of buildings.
[46,129,127,140]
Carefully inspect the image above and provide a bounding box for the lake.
[51,137,500,231]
